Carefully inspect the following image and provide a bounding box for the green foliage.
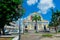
[0,0,25,26]
[49,9,60,27]
[32,13,41,22]
[42,34,53,37]
[12,0,23,4]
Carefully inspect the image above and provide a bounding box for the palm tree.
[32,13,41,32]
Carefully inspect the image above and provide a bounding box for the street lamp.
[18,19,21,40]
[20,18,24,34]
[18,4,22,40]
[18,18,23,40]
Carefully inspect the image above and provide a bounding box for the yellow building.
[23,12,49,31]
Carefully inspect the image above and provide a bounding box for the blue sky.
[22,0,60,22]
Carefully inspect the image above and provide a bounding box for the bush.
[42,34,53,37]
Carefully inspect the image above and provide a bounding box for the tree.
[32,13,41,32]
[0,0,25,35]
[49,9,60,33]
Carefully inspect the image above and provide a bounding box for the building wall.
[23,12,49,31]
[23,21,49,31]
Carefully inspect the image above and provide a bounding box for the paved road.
[21,34,40,40]
[21,30,60,40]
[21,34,60,40]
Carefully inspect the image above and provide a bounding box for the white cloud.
[27,0,55,14]
[27,0,38,5]
[37,0,55,14]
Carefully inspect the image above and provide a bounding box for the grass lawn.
[0,37,13,40]
[42,34,53,37]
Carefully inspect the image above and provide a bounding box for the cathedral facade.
[23,12,49,31]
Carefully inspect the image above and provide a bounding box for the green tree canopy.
[49,9,60,32]
[0,0,25,34]
[32,13,41,22]
[0,0,25,25]
[49,10,60,27]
